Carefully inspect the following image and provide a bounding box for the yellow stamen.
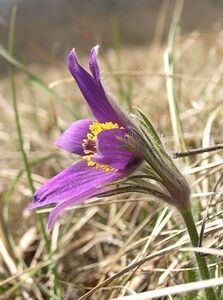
[82,122,120,172]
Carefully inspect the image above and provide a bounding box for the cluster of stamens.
[82,122,119,172]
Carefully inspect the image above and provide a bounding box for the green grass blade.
[8,7,61,298]
[0,46,82,119]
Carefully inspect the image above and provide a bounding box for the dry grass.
[1,23,223,300]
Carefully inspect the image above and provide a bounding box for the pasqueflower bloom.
[28,46,143,228]
[28,46,213,300]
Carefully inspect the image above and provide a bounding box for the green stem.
[180,208,216,300]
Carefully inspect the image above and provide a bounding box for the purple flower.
[28,46,142,228]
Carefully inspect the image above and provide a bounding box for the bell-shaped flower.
[28,46,143,228]
[29,46,191,229]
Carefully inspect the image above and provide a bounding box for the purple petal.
[47,166,121,228]
[91,128,135,169]
[28,160,122,227]
[55,119,94,155]
[89,45,101,85]
[67,48,130,127]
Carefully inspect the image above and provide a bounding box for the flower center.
[82,122,120,172]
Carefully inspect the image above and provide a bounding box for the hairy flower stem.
[180,207,216,300]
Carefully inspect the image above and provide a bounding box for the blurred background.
[1,1,223,299]
[1,0,223,75]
